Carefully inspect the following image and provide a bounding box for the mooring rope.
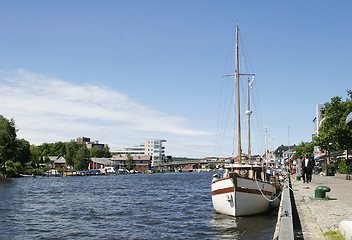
[254,177,283,202]
[287,185,316,199]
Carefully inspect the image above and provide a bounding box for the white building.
[313,103,325,159]
[312,103,325,139]
[113,139,167,167]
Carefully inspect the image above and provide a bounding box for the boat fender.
[226,194,233,202]
[240,169,247,177]
[212,173,221,181]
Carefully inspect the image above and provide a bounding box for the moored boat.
[211,164,279,216]
[211,23,281,217]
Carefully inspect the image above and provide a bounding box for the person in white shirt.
[301,154,313,183]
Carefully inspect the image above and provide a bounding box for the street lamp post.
[326,142,333,176]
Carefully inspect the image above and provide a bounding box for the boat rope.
[287,186,316,199]
[254,178,283,202]
[255,177,322,201]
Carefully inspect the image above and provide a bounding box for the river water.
[0,171,277,239]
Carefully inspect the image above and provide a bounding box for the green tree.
[14,138,31,164]
[0,115,17,175]
[64,141,80,167]
[90,147,105,158]
[103,145,112,158]
[90,145,112,158]
[4,160,22,177]
[73,146,91,170]
[294,141,315,159]
[40,143,50,157]
[50,142,65,156]
[30,145,41,163]
[315,90,352,153]
[338,158,352,174]
[126,153,135,171]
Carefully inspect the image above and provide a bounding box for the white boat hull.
[211,174,276,217]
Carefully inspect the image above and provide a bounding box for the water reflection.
[209,210,278,239]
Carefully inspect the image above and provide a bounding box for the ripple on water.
[0,172,277,239]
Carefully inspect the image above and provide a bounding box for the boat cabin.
[225,164,277,182]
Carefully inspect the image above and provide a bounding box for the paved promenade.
[291,173,352,239]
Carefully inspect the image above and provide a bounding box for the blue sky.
[0,1,351,157]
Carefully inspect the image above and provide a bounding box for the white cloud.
[0,69,214,157]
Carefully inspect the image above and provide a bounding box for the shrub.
[338,159,352,174]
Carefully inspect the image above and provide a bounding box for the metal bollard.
[315,186,331,199]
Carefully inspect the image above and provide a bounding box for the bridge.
[163,160,225,168]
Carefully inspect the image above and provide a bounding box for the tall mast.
[246,77,253,161]
[236,23,242,164]
[223,23,254,164]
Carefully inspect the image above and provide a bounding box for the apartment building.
[113,139,167,167]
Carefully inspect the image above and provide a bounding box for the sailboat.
[211,24,280,217]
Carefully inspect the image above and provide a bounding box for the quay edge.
[273,179,294,240]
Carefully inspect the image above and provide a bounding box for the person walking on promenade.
[302,154,313,183]
[307,155,314,182]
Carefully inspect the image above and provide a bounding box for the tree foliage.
[14,139,31,164]
[0,115,17,166]
[338,158,352,174]
[90,145,111,158]
[4,160,23,177]
[314,90,352,152]
[30,145,41,163]
[126,153,135,171]
[73,146,91,170]
[294,141,315,159]
[64,141,80,167]
[39,142,66,157]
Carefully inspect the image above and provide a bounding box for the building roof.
[48,156,59,161]
[54,156,67,164]
[91,157,112,165]
[274,145,295,155]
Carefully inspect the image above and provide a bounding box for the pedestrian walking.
[302,154,313,183]
[308,156,315,182]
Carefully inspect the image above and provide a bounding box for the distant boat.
[117,168,128,174]
[103,167,117,175]
[19,173,35,178]
[44,169,61,177]
[211,23,281,217]
[63,171,79,176]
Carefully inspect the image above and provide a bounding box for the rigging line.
[215,77,234,155]
[218,89,234,156]
[218,80,230,142]
[222,32,237,77]
[221,89,234,145]
[215,75,225,153]
[238,31,255,74]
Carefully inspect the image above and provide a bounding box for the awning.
[315,155,326,160]
[346,111,352,124]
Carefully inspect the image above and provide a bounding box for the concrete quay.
[291,173,352,239]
